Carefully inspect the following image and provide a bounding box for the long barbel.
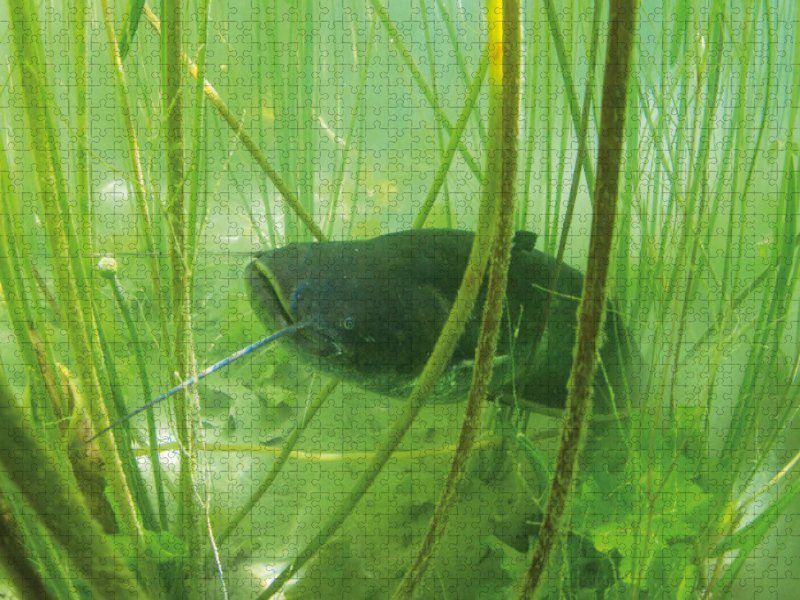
[86,324,305,443]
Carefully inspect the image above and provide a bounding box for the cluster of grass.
[0,0,798,598]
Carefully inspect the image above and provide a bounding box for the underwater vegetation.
[0,0,798,599]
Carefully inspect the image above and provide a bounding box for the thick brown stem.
[517,0,639,597]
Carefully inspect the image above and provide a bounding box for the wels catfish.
[246,229,642,414]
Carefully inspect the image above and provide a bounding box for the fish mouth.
[293,326,346,360]
[246,256,346,360]
[245,256,296,329]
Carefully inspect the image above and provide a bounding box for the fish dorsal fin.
[512,231,538,253]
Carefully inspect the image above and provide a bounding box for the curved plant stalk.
[518,0,639,595]
[0,374,147,600]
[96,0,178,534]
[298,7,317,242]
[258,171,498,599]
[324,19,377,238]
[0,487,56,600]
[518,0,541,232]
[9,0,147,553]
[720,0,775,485]
[103,267,168,530]
[420,0,454,228]
[99,0,173,374]
[257,35,503,600]
[142,4,327,242]
[161,0,205,596]
[393,0,520,596]
[706,164,799,599]
[667,0,726,423]
[88,309,158,534]
[548,0,574,253]
[187,0,212,264]
[0,141,60,433]
[0,481,83,600]
[74,0,91,267]
[368,0,484,185]
[95,0,172,552]
[729,0,774,309]
[542,0,596,202]
[118,0,147,61]
[412,44,490,229]
[724,163,794,486]
[434,0,488,149]
[515,0,604,408]
[632,75,726,316]
[183,3,215,565]
[655,0,724,429]
[252,4,276,247]
[215,377,339,547]
[347,91,367,240]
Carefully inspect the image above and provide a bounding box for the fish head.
[245,241,452,389]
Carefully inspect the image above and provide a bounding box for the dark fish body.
[245,229,641,412]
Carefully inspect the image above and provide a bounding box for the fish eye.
[343,317,355,330]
